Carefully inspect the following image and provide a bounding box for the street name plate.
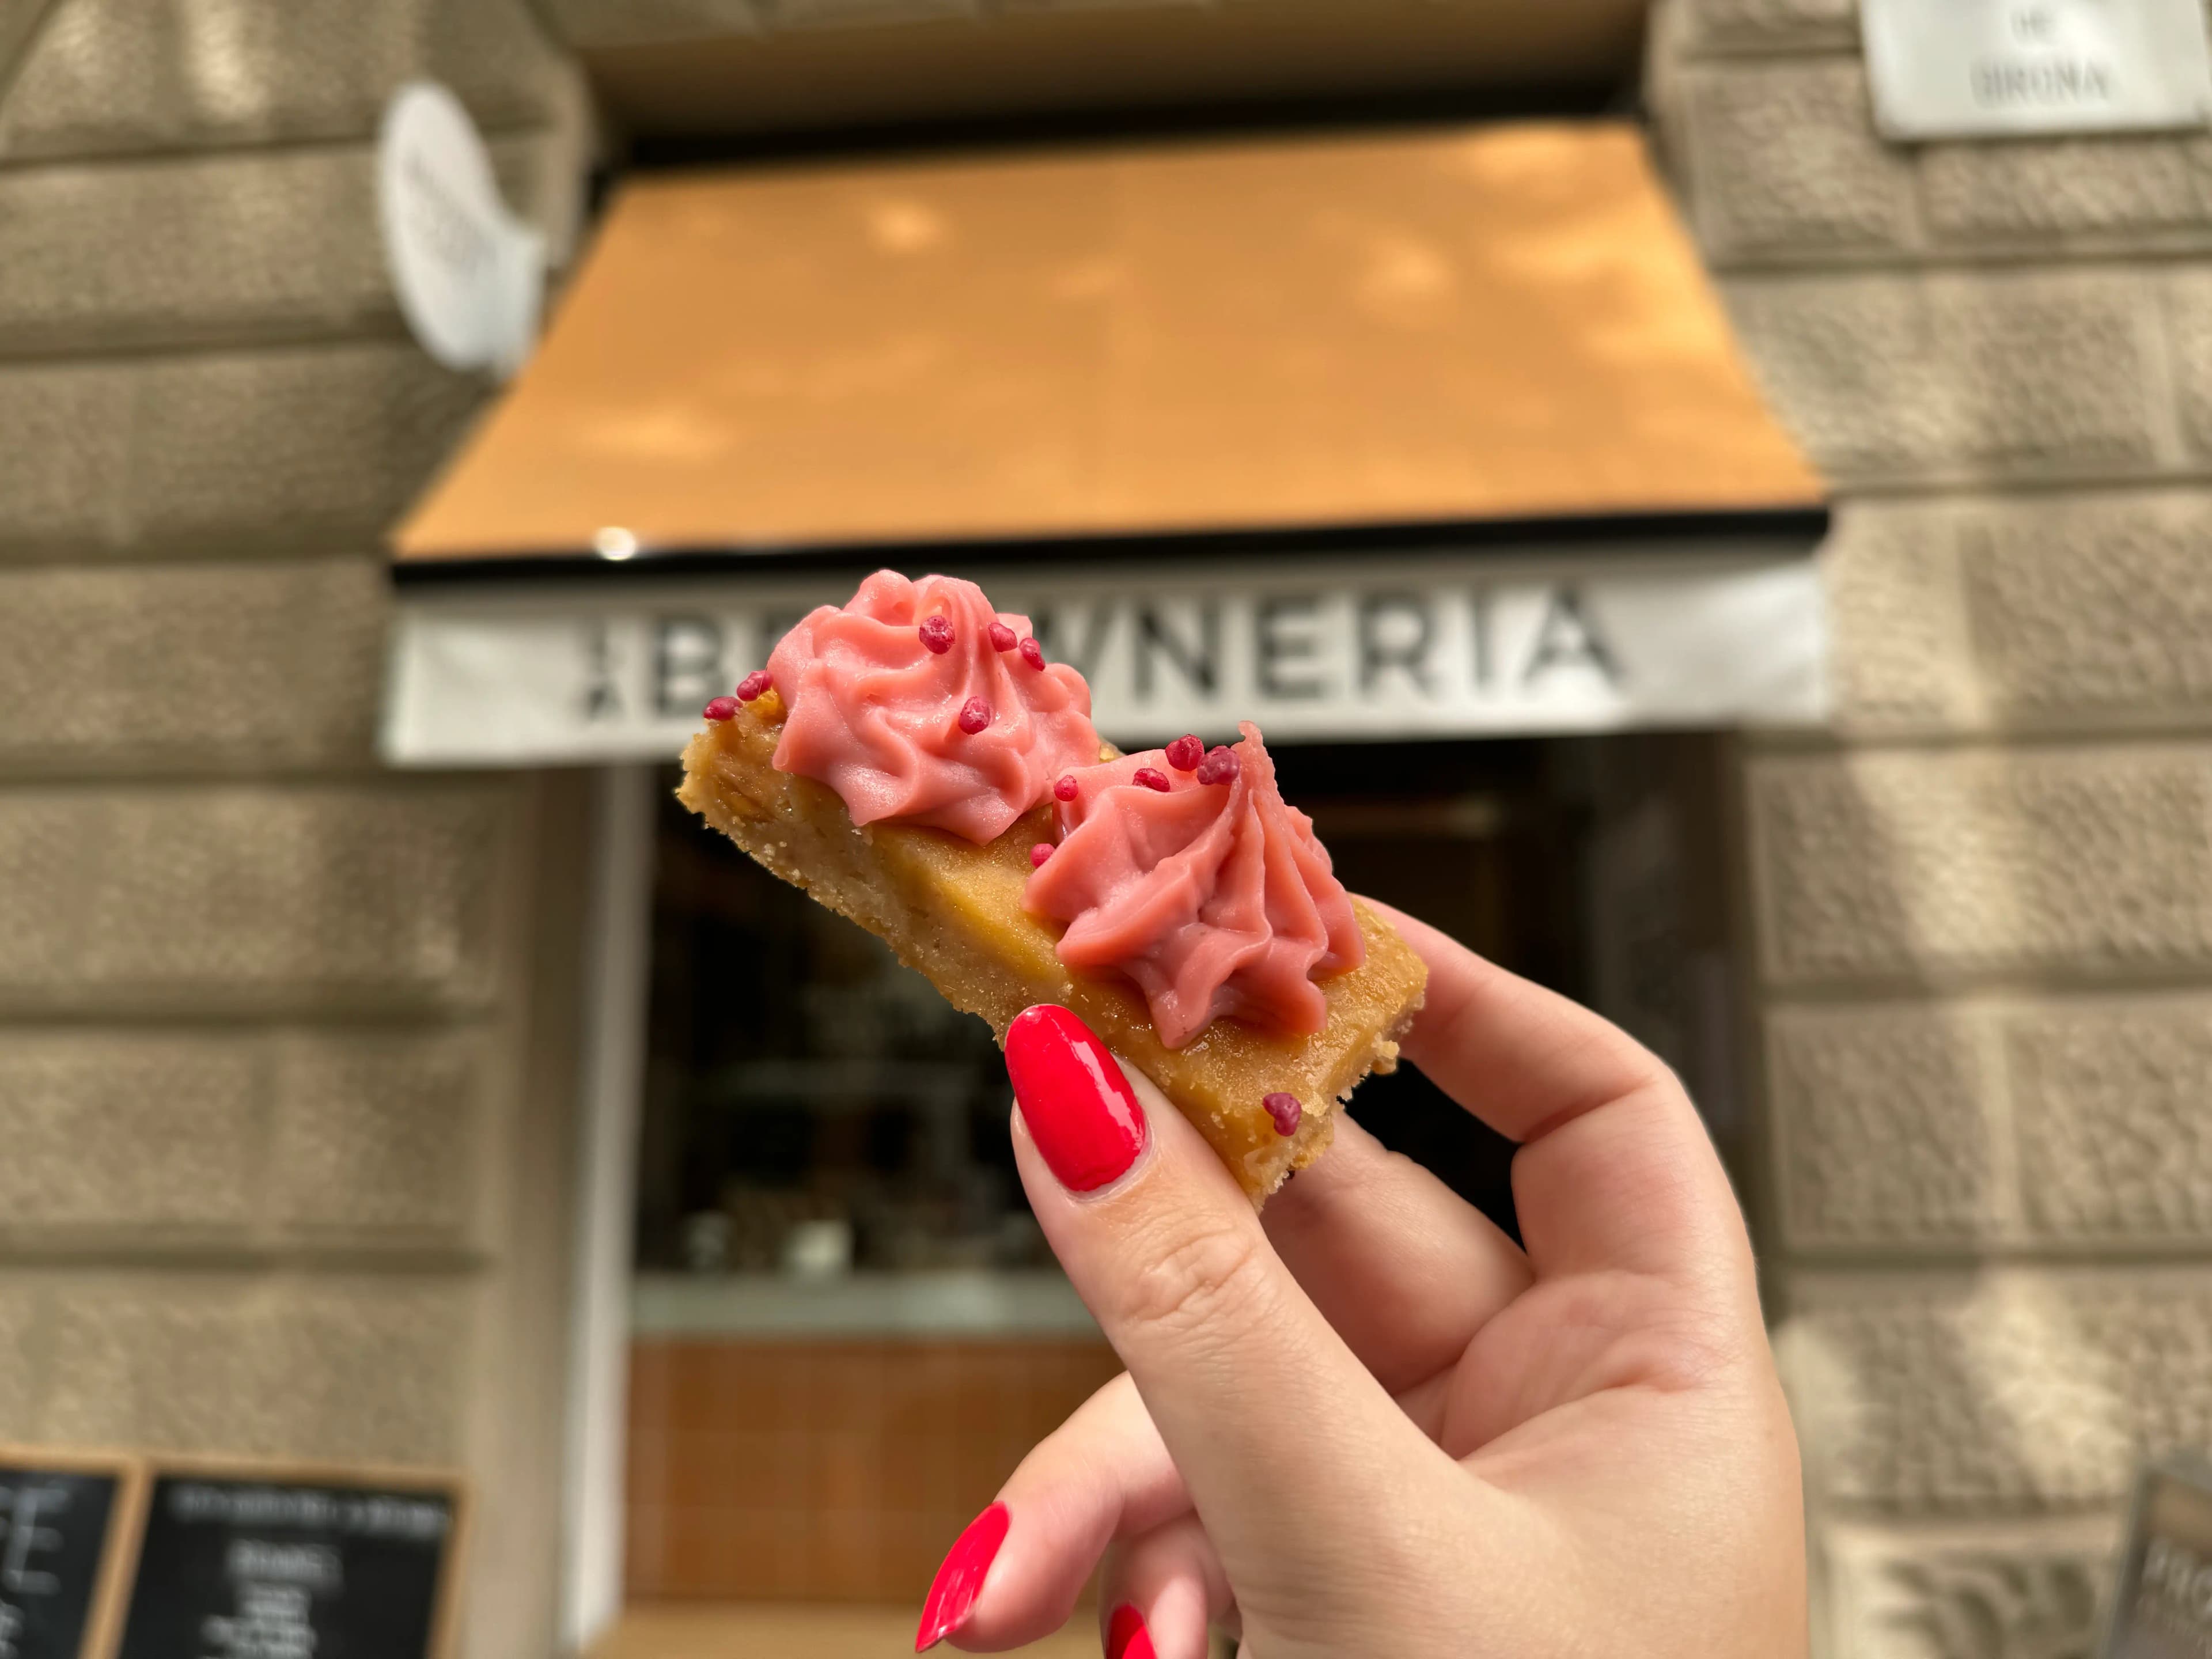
[1864,0,2212,139]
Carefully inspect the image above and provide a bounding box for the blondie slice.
[679,694,1426,1203]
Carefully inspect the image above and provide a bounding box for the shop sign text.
[383,553,1826,765]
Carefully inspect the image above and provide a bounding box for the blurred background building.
[0,2,2208,1657]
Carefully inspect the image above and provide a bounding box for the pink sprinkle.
[1018,638,1046,671]
[919,615,955,654]
[1195,745,1241,786]
[1164,734,1204,772]
[1132,767,1171,792]
[702,696,740,722]
[736,669,773,702]
[1263,1093,1302,1137]
[1029,842,1054,869]
[958,696,993,734]
[988,620,1018,652]
[1054,775,1080,802]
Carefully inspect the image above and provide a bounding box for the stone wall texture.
[1651,3,2212,1654]
[0,4,589,1657]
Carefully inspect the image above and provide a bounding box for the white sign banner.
[1863,0,2212,139]
[380,551,1828,766]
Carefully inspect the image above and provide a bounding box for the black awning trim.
[388,503,1830,590]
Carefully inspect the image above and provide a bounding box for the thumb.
[1003,1005,1456,1611]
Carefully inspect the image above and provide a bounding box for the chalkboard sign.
[2106,1452,2212,1658]
[115,1463,466,1659]
[0,1449,143,1659]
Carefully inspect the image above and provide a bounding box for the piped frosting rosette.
[767,571,1102,844]
[1025,722,1364,1048]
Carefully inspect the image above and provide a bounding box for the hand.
[914,902,1806,1658]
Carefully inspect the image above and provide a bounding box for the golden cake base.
[677,699,1427,1203]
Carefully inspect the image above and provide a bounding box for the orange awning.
[391,122,1819,566]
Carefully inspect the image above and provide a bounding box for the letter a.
[1522,586,1621,686]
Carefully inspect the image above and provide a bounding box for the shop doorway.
[612,728,1747,1614]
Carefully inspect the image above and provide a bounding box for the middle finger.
[1263,1113,1532,1393]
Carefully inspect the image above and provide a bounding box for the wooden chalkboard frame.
[0,1445,150,1659]
[130,1454,472,1659]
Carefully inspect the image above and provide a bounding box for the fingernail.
[1006,1005,1149,1192]
[915,1501,1009,1652]
[1106,1602,1157,1659]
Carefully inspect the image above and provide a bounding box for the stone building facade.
[1650,1,2212,1653]
[2,1,2209,1656]
[0,5,594,1657]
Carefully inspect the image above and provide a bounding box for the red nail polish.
[1006,1006,1149,1192]
[915,1501,1008,1652]
[1107,1602,1156,1659]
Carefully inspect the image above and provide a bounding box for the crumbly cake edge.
[1241,929,1426,1203]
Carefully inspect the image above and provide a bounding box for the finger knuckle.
[1110,1217,1268,1342]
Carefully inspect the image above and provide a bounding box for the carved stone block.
[270,1032,484,1237]
[0,785,509,1009]
[1782,1268,2212,1512]
[0,1028,492,1248]
[1749,745,2212,984]
[1821,1517,2119,1659]
[0,1283,45,1435]
[1924,135,2212,248]
[0,359,131,551]
[1724,272,2160,485]
[0,1034,262,1232]
[0,136,560,355]
[1679,60,1913,259]
[0,560,383,770]
[1956,494,2212,722]
[37,1274,471,1463]
[0,344,482,559]
[1770,1003,2002,1248]
[0,0,571,158]
[2160,274,2212,463]
[2010,998,2212,1243]
[1820,502,1977,733]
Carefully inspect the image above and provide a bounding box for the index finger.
[1002,1007,1479,1613]
[1363,900,1754,1291]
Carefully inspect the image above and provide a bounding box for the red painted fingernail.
[1006,1006,1148,1193]
[1106,1603,1156,1659]
[915,1502,1008,1652]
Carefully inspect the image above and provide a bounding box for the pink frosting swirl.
[768,571,1102,844]
[1024,722,1363,1048]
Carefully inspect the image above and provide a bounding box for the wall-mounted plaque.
[0,1449,145,1659]
[115,1462,467,1659]
[377,81,544,380]
[2107,1452,2212,1657]
[1863,0,2212,139]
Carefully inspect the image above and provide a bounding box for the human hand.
[915,902,1806,1658]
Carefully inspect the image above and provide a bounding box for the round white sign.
[377,81,545,379]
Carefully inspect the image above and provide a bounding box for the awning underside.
[392,122,1820,566]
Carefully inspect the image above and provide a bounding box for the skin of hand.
[915,902,1807,1659]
